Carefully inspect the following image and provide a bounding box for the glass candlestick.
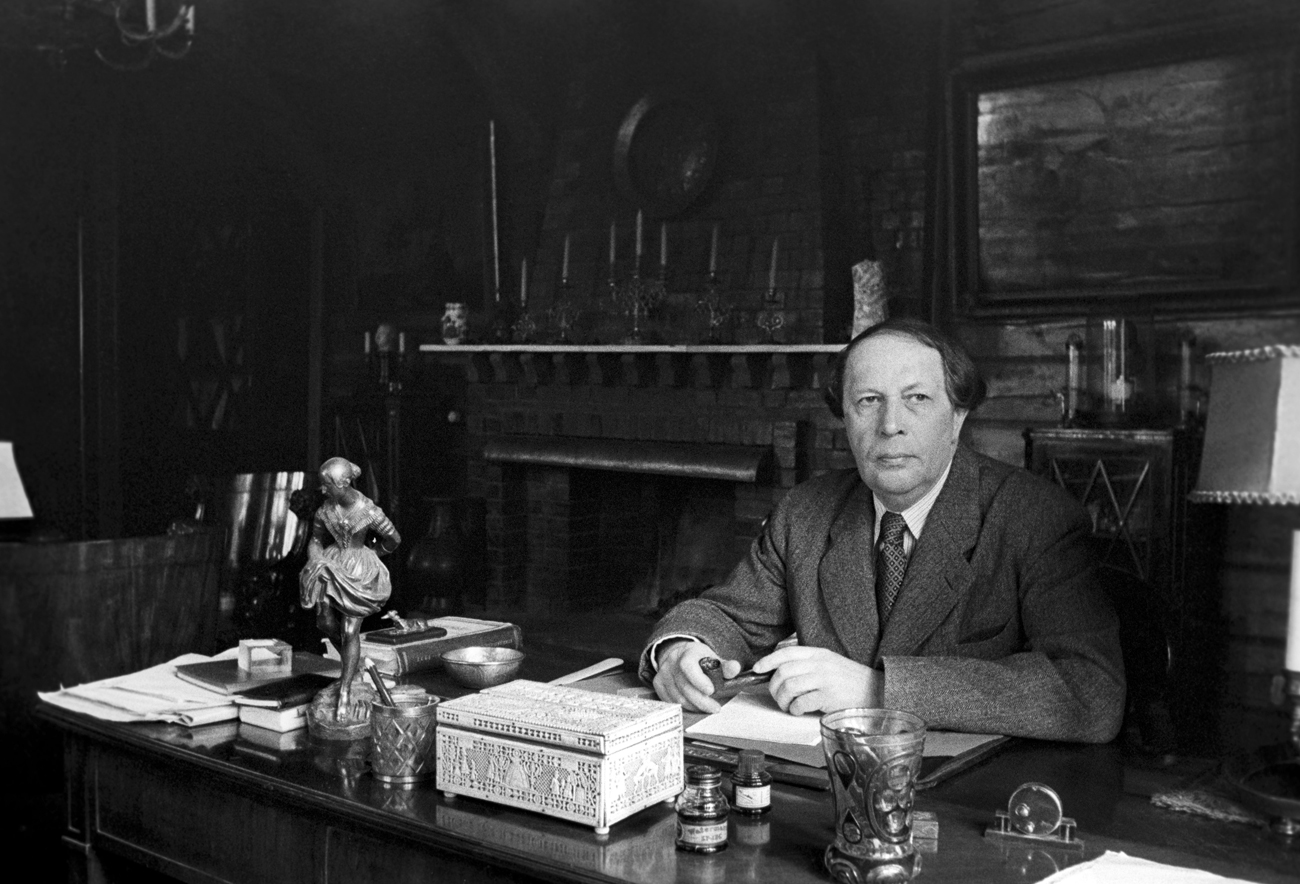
[757,287,784,343]
[696,272,729,344]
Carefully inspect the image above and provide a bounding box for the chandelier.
[95,0,194,71]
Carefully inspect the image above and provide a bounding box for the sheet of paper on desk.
[1037,850,1264,884]
[38,652,240,727]
[686,690,1004,768]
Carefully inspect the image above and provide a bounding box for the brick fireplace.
[444,345,851,613]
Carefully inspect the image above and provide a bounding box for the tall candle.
[1179,334,1195,419]
[398,332,407,355]
[489,120,501,303]
[659,223,667,268]
[709,223,719,274]
[520,258,528,307]
[561,233,570,281]
[364,331,372,355]
[1066,333,1082,418]
[767,236,779,291]
[608,221,617,272]
[635,210,643,262]
[1287,533,1300,672]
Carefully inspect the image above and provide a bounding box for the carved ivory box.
[435,680,684,834]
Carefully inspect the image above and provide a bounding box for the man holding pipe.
[641,318,1125,743]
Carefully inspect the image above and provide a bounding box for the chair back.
[1098,562,1176,754]
[209,471,309,571]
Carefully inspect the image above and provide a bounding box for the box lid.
[436,680,681,755]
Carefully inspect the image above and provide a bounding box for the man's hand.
[753,646,883,716]
[652,640,742,714]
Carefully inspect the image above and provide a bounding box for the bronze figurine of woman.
[299,457,401,721]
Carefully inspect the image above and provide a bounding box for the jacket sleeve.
[638,492,803,683]
[882,489,1126,744]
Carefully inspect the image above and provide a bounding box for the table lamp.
[1188,344,1299,834]
[0,441,33,520]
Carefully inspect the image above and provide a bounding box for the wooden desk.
[44,655,1299,884]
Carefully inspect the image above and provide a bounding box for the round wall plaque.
[613,95,718,219]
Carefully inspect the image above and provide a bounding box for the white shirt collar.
[872,455,955,546]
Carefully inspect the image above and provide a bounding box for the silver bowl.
[441,646,525,689]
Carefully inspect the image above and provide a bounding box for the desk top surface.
[40,649,1300,884]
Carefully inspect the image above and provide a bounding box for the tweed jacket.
[642,445,1126,743]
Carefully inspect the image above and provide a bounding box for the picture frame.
[945,22,1299,319]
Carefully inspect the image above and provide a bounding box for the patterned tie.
[876,511,909,627]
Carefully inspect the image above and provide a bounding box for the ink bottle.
[729,749,772,815]
[676,764,729,853]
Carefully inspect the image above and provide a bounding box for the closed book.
[234,722,311,761]
[238,703,310,733]
[231,673,335,709]
[361,616,522,676]
[175,652,340,695]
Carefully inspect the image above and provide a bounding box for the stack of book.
[360,616,522,676]
[175,653,342,733]
[232,672,337,732]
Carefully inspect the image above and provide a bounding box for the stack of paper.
[1037,851,1267,884]
[685,690,1004,768]
[39,652,242,727]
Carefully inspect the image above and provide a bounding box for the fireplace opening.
[515,465,752,616]
[570,469,743,615]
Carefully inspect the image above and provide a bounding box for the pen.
[364,658,396,706]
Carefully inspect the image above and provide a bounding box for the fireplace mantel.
[419,342,843,389]
[417,344,842,353]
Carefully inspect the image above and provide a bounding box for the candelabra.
[612,272,665,345]
[511,312,538,344]
[695,272,730,344]
[549,282,580,344]
[757,286,784,343]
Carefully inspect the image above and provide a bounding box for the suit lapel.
[818,481,881,662]
[878,447,981,657]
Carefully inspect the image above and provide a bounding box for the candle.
[364,331,372,355]
[767,236,779,291]
[635,210,643,263]
[709,223,719,274]
[520,258,529,307]
[489,120,501,303]
[398,332,406,355]
[1179,334,1195,418]
[608,221,617,272]
[1287,535,1300,672]
[659,223,668,268]
[561,233,570,282]
[1066,334,1082,420]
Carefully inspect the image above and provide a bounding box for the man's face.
[841,332,968,512]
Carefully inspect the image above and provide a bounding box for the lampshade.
[1190,345,1300,505]
[0,441,33,519]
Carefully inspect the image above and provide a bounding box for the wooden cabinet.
[1024,427,1220,751]
[1024,427,1201,604]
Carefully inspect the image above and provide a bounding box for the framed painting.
[947,24,1299,318]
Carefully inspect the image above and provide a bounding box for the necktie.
[876,511,908,627]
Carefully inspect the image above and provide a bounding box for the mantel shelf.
[417,343,843,354]
[412,343,842,389]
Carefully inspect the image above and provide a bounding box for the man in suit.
[642,318,1125,742]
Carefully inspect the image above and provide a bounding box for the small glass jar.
[729,749,772,815]
[676,764,729,853]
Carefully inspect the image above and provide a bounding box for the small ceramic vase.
[441,303,468,345]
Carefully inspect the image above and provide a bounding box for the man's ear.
[952,408,969,441]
